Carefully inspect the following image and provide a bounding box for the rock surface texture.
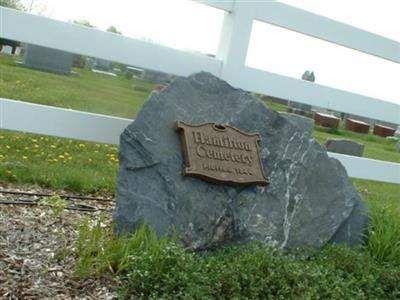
[114,72,368,250]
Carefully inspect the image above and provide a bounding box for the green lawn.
[0,54,154,118]
[259,96,399,163]
[0,129,118,194]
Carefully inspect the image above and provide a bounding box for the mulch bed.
[0,183,118,300]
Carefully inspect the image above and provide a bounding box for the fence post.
[216,2,255,84]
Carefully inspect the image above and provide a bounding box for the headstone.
[345,119,370,134]
[0,38,20,55]
[142,69,170,84]
[24,44,73,74]
[114,72,368,250]
[289,101,312,112]
[0,45,21,55]
[125,66,143,79]
[325,139,364,157]
[314,112,340,129]
[373,124,396,137]
[93,58,112,71]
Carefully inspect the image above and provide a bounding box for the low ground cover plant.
[73,180,399,299]
[74,212,400,299]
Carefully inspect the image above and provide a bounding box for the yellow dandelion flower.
[64,152,69,156]
[0,154,4,158]
[94,150,98,153]
[68,157,72,160]
[79,144,85,148]
[6,145,10,149]
[41,152,45,155]
[95,144,100,147]
[6,170,12,175]
[0,135,4,139]
[31,139,37,143]
[88,158,92,162]
[58,155,65,159]
[16,149,20,152]
[22,156,28,160]
[24,146,29,150]
[53,158,58,162]
[34,144,39,148]
[50,145,56,149]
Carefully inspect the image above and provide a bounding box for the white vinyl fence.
[0,1,399,184]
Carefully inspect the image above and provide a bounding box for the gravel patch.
[0,183,118,300]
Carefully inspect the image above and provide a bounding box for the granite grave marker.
[114,72,368,250]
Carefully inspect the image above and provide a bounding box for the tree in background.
[106,26,122,35]
[0,0,24,10]
[73,19,95,28]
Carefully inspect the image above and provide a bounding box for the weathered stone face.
[114,72,368,250]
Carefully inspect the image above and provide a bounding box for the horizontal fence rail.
[0,98,131,145]
[1,7,399,124]
[0,7,222,77]
[198,0,399,63]
[1,98,398,184]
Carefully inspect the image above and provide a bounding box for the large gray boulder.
[114,72,369,250]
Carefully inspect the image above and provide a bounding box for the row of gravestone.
[3,42,170,84]
[288,101,398,137]
[314,113,397,137]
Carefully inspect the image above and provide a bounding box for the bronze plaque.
[176,121,270,186]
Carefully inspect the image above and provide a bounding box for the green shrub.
[367,205,400,266]
[74,220,400,300]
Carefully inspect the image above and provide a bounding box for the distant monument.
[23,44,73,74]
[325,139,364,157]
[142,69,170,84]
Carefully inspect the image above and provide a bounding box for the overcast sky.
[20,0,400,105]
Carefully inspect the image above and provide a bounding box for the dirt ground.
[0,183,118,300]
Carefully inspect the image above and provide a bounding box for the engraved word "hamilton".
[192,131,253,166]
[192,131,251,151]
